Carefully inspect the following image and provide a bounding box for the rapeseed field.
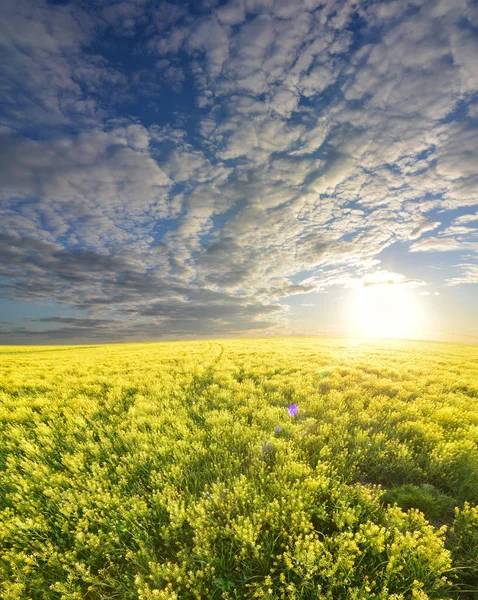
[1,338,477,600]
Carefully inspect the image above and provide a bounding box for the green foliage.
[381,484,456,522]
[0,338,477,599]
[448,502,478,593]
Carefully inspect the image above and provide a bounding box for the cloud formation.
[1,0,477,341]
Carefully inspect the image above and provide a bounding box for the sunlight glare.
[347,283,424,340]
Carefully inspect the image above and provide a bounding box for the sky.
[0,0,477,344]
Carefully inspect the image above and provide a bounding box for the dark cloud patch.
[126,298,280,320]
[0,232,282,340]
[27,317,115,327]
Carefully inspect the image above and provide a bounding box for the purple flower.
[274,425,282,434]
[287,404,299,417]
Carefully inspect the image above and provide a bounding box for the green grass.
[0,337,477,599]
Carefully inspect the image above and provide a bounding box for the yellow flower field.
[1,338,477,599]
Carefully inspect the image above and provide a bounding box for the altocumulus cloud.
[0,0,477,342]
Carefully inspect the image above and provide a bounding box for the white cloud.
[0,125,173,246]
[0,0,128,131]
[360,270,426,288]
[410,237,459,252]
[446,264,478,286]
[217,0,246,25]
[186,17,230,77]
[410,237,478,252]
[452,212,478,226]
[268,86,299,118]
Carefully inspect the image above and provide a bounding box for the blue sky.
[0,0,477,343]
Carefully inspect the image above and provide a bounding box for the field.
[1,338,478,600]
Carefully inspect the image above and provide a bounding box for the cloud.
[452,212,478,226]
[186,17,230,78]
[0,232,282,340]
[0,125,172,246]
[359,270,426,288]
[216,0,246,26]
[0,0,126,132]
[410,237,478,252]
[28,317,114,327]
[100,0,151,36]
[446,264,478,286]
[1,0,478,341]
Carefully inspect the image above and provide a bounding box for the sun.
[347,283,423,340]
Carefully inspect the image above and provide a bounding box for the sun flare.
[348,283,424,340]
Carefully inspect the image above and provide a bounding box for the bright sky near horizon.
[0,0,477,344]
